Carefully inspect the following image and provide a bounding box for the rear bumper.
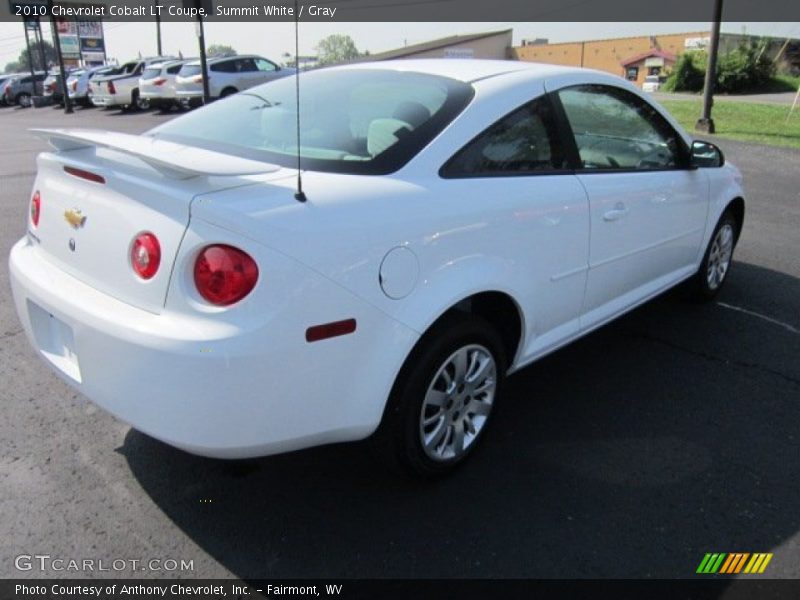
[91,94,125,107]
[9,235,417,458]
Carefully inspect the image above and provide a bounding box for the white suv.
[175,55,294,106]
[139,59,193,113]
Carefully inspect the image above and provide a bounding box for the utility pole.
[154,0,163,56]
[696,0,724,134]
[50,15,74,113]
[196,15,210,104]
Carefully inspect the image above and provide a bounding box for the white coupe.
[9,60,744,477]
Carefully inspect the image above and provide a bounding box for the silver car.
[175,55,294,106]
[139,59,193,113]
[3,72,47,107]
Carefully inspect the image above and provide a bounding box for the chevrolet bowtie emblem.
[64,208,87,229]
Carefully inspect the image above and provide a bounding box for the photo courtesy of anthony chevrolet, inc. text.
[0,0,799,598]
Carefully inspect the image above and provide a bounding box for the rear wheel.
[133,89,150,111]
[689,210,738,300]
[220,87,237,98]
[373,314,505,478]
[15,92,31,108]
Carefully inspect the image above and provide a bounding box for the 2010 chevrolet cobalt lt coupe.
[10,60,744,476]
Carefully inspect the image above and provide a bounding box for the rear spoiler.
[31,128,280,179]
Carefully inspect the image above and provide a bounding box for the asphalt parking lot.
[1,103,799,582]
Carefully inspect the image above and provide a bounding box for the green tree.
[16,40,57,72]
[5,61,22,73]
[316,34,360,66]
[206,44,237,57]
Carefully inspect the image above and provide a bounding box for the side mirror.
[691,140,724,168]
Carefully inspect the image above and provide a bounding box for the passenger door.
[253,58,281,84]
[554,84,709,328]
[439,94,590,361]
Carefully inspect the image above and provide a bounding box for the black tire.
[220,87,237,98]
[688,210,739,301]
[372,313,506,478]
[133,89,150,111]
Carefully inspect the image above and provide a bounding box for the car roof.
[333,58,591,84]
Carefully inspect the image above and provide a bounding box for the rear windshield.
[178,64,202,77]
[142,67,162,80]
[150,69,474,175]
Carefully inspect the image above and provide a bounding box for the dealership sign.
[59,34,80,58]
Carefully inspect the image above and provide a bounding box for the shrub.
[716,39,776,93]
[663,51,706,92]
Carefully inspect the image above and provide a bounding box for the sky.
[1,20,799,70]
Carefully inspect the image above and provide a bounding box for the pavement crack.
[625,330,800,389]
[1,329,23,340]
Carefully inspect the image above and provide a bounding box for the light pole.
[154,0,163,56]
[696,0,724,134]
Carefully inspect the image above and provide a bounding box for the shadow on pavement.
[120,261,800,580]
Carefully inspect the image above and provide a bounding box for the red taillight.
[194,245,258,306]
[30,190,41,228]
[71,80,77,92]
[64,166,105,184]
[192,75,203,83]
[45,83,54,93]
[131,233,161,280]
[108,80,116,94]
[154,77,167,86]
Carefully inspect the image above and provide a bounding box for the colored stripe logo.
[697,552,773,574]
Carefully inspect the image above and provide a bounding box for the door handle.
[603,203,629,222]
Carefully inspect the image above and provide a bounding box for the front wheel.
[373,314,506,478]
[689,210,738,300]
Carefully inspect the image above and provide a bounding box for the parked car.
[10,60,744,477]
[4,72,47,107]
[139,59,194,113]
[642,74,665,92]
[67,65,118,107]
[0,73,22,106]
[42,71,75,105]
[91,57,175,110]
[175,54,293,106]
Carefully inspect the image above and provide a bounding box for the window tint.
[558,84,685,170]
[254,59,276,72]
[237,58,258,72]
[167,64,183,75]
[442,95,567,177]
[210,60,236,73]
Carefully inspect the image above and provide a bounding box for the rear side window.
[442,95,568,177]
[142,68,162,80]
[167,64,183,75]
[237,59,258,72]
[210,60,236,73]
[179,64,202,77]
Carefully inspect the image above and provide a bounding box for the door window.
[558,84,686,170]
[254,59,277,72]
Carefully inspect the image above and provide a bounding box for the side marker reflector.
[306,319,357,343]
